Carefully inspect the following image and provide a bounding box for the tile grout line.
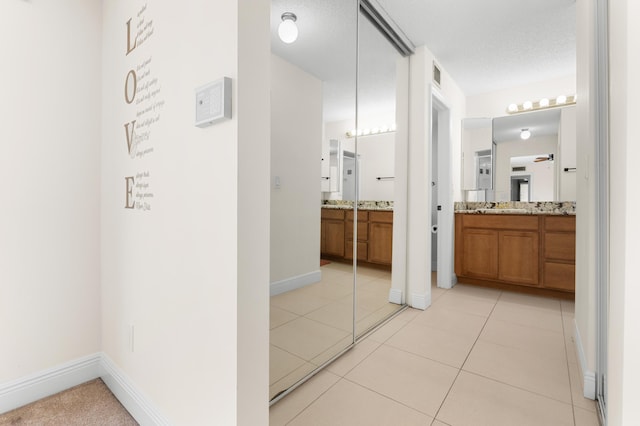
[453,296,577,408]
[282,373,343,426]
[429,288,503,423]
[560,300,578,426]
[339,375,436,421]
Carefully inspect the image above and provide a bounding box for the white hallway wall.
[270,54,322,287]
[101,0,269,425]
[0,0,101,382]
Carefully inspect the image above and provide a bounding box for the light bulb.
[539,98,550,107]
[278,13,298,44]
[556,95,567,104]
[508,103,518,113]
[520,129,531,140]
[523,101,533,110]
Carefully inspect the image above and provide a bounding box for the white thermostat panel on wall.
[195,77,232,128]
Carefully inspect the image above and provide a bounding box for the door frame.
[431,88,455,289]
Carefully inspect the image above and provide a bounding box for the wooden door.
[368,222,393,265]
[322,219,345,257]
[498,230,539,286]
[462,229,499,279]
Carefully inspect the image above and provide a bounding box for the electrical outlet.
[129,325,135,353]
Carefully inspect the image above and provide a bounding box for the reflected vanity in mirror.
[462,106,577,202]
[269,0,408,404]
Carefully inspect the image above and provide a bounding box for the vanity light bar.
[506,94,577,114]
[346,124,396,138]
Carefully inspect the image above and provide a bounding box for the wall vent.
[512,166,527,172]
[433,62,441,87]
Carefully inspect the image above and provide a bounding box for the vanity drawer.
[544,233,576,261]
[462,214,538,231]
[345,220,368,241]
[369,211,393,223]
[321,209,345,220]
[346,210,369,221]
[544,216,576,232]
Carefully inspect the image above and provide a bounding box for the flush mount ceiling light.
[520,129,532,140]
[278,12,298,44]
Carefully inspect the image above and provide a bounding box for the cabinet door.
[462,229,498,279]
[368,222,393,265]
[544,262,575,291]
[498,231,539,286]
[345,240,368,261]
[322,219,345,257]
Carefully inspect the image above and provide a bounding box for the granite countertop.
[322,200,393,211]
[455,201,576,216]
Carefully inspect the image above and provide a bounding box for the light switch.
[275,176,281,189]
[195,77,231,128]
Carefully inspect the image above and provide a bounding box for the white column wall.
[574,0,599,398]
[608,0,640,423]
[406,46,466,308]
[101,1,269,424]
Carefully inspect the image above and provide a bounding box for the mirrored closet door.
[269,0,409,403]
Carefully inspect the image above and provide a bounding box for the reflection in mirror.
[492,109,561,201]
[461,118,493,196]
[269,0,410,404]
[269,0,358,402]
[352,7,406,339]
[464,107,577,202]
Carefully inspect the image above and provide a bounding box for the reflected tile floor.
[270,280,600,426]
[270,262,400,400]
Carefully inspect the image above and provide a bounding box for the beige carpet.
[0,379,138,425]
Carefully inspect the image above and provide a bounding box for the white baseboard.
[100,354,170,425]
[270,270,321,296]
[0,353,170,425]
[410,292,430,310]
[0,353,101,414]
[388,288,403,304]
[574,320,596,400]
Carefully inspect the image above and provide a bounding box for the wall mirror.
[269,0,408,403]
[463,107,576,202]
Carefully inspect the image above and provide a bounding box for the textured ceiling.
[270,0,576,122]
[376,0,577,96]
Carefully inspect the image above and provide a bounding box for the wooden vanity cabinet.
[321,208,393,267]
[345,210,368,261]
[542,216,576,291]
[455,213,575,296]
[461,229,498,279]
[498,230,539,286]
[368,211,393,265]
[321,209,345,257]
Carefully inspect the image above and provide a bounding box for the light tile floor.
[270,262,403,400]
[270,279,600,426]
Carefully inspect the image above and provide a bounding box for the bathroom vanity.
[321,202,393,267]
[454,203,576,298]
